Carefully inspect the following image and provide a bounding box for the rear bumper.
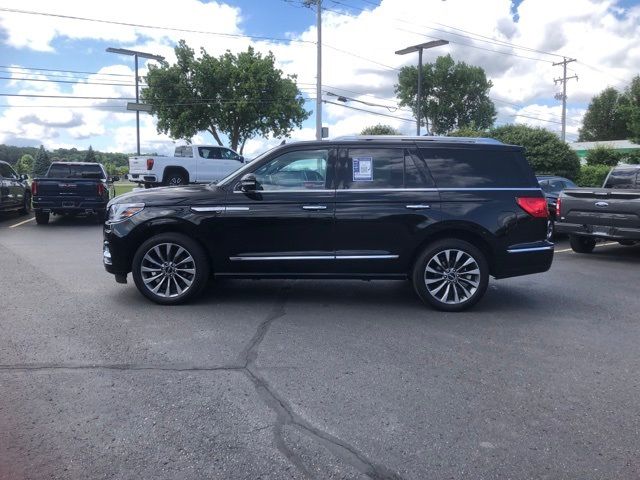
[492,241,554,279]
[127,173,157,183]
[33,197,108,212]
[555,222,640,241]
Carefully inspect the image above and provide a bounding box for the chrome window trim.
[231,187,542,194]
[233,189,332,193]
[506,246,554,253]
[229,254,399,261]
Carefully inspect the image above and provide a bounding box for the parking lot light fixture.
[106,48,165,155]
[395,40,449,136]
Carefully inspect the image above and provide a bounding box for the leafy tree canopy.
[84,145,97,162]
[143,40,310,154]
[584,145,621,167]
[360,124,400,135]
[489,124,580,179]
[15,154,34,175]
[395,54,496,135]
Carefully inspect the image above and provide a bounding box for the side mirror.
[20,174,29,181]
[238,155,245,163]
[239,173,257,192]
[111,176,120,182]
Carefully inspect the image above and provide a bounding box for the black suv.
[0,160,31,215]
[103,136,553,311]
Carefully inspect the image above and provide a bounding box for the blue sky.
[0,0,638,156]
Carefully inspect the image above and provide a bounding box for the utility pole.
[553,57,577,142]
[304,0,322,140]
[315,0,322,140]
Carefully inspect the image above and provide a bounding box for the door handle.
[302,205,327,210]
[405,204,431,210]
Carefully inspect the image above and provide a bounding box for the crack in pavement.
[238,284,404,480]
[0,363,244,372]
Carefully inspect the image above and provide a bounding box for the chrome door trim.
[302,205,327,210]
[233,189,333,193]
[335,255,399,260]
[405,204,431,209]
[191,206,250,213]
[229,254,399,261]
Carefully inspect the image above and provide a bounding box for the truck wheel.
[164,172,186,187]
[569,235,596,253]
[412,239,489,312]
[132,233,210,305]
[35,210,49,225]
[19,191,31,215]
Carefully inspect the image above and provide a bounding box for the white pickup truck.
[128,144,247,187]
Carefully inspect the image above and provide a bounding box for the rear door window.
[336,148,433,189]
[419,147,534,188]
[198,147,221,159]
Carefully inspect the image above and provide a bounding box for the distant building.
[569,140,640,159]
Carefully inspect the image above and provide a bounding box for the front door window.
[251,150,329,191]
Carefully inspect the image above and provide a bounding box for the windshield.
[215,145,282,186]
[47,164,105,179]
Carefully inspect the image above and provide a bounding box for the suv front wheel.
[132,233,210,305]
[412,239,489,312]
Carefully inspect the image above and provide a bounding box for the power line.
[323,99,415,122]
[0,64,133,78]
[0,76,140,87]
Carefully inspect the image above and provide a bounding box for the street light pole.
[316,0,322,141]
[395,40,449,136]
[106,47,165,155]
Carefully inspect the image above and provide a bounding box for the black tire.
[547,220,555,241]
[34,210,49,225]
[412,238,489,312]
[619,240,636,246]
[132,232,210,305]
[569,235,596,253]
[163,171,187,187]
[19,191,31,215]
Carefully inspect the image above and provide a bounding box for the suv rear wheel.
[569,235,596,253]
[412,239,489,312]
[132,233,210,305]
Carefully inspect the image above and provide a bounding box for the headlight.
[108,203,145,223]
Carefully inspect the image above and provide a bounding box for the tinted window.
[419,148,533,188]
[252,149,328,190]
[406,151,435,188]
[337,148,404,189]
[47,164,105,179]
[198,147,221,159]
[0,163,16,178]
[604,169,639,189]
[176,146,193,158]
[220,149,241,161]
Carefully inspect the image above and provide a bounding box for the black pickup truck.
[32,162,117,225]
[555,164,640,252]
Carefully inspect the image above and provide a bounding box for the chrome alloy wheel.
[168,176,184,186]
[424,249,481,304]
[140,243,196,298]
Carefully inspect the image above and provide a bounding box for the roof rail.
[331,135,503,145]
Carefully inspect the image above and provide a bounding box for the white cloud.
[0,0,639,155]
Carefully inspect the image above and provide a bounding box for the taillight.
[516,197,548,218]
[97,183,105,196]
[31,180,38,196]
[556,197,561,218]
[146,158,154,170]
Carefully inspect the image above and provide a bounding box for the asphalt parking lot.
[1,212,639,480]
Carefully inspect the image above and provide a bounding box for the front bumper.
[555,222,640,241]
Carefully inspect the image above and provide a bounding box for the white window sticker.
[353,157,373,181]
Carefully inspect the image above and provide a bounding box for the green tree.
[143,41,310,154]
[84,145,97,162]
[577,165,611,187]
[489,124,580,179]
[15,154,34,175]
[578,87,631,141]
[584,145,620,166]
[621,76,640,143]
[621,150,640,164]
[32,145,51,176]
[395,54,496,135]
[447,127,487,137]
[360,124,400,135]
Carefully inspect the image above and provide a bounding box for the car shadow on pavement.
[41,214,103,227]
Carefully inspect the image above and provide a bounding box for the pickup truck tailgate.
[561,189,640,228]
[129,157,148,173]
[37,178,100,197]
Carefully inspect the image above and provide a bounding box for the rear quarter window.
[604,169,639,189]
[419,147,535,188]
